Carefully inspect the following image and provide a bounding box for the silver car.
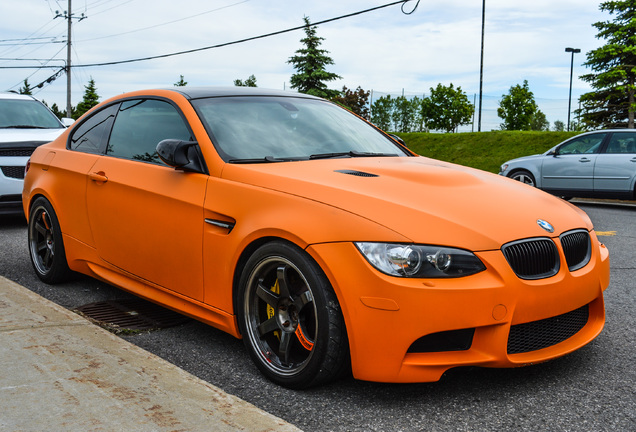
[499,129,636,200]
[0,93,72,215]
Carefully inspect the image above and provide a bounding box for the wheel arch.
[508,167,540,188]
[231,236,349,340]
[25,191,53,223]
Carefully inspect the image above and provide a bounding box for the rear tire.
[237,241,349,389]
[28,197,72,284]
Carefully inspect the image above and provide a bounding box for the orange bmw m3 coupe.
[22,88,609,388]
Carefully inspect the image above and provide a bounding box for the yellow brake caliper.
[267,280,281,340]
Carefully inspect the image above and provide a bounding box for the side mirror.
[61,117,75,127]
[389,134,407,147]
[156,139,205,173]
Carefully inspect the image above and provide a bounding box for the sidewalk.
[0,276,301,432]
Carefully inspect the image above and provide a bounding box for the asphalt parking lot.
[0,202,634,431]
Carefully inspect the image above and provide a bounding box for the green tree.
[331,86,370,119]
[392,96,419,133]
[49,102,67,119]
[174,75,188,86]
[74,78,100,120]
[553,120,565,131]
[578,0,636,128]
[234,74,258,87]
[497,80,539,130]
[18,79,33,95]
[288,16,341,99]
[421,83,474,133]
[370,95,394,131]
[530,110,550,131]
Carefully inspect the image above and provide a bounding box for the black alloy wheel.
[28,197,71,283]
[238,241,349,389]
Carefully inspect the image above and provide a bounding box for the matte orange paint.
[22,89,610,383]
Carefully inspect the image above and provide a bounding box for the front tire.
[28,197,71,284]
[238,241,349,389]
[510,169,536,187]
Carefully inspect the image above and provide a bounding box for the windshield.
[190,96,409,162]
[0,99,63,129]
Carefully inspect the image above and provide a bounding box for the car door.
[593,131,636,196]
[86,98,207,301]
[541,133,607,192]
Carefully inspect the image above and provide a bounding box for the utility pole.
[55,0,86,118]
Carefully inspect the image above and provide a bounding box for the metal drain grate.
[76,299,190,331]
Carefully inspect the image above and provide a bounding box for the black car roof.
[167,86,322,101]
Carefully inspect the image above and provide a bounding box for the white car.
[0,92,72,215]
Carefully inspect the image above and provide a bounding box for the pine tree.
[174,75,188,86]
[234,74,257,87]
[288,17,341,99]
[19,79,33,95]
[74,78,100,120]
[578,0,636,128]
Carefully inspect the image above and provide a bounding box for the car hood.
[504,153,545,165]
[0,128,66,145]
[221,156,593,251]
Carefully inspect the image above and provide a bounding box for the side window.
[558,133,606,155]
[557,133,607,155]
[68,103,119,154]
[107,99,192,165]
[605,132,636,154]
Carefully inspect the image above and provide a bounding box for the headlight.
[355,242,486,278]
[500,163,509,172]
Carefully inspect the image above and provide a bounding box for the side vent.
[335,169,378,177]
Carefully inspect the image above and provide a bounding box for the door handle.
[630,157,636,163]
[578,157,591,163]
[89,172,108,183]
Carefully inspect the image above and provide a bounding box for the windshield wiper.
[0,125,51,129]
[309,151,398,160]
[228,156,296,164]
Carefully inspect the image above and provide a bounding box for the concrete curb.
[0,276,301,431]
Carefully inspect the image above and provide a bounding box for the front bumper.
[307,233,609,383]
[0,155,28,215]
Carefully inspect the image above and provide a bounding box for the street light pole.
[565,47,580,131]
[478,0,485,132]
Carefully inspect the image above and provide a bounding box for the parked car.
[0,92,72,215]
[23,87,609,388]
[500,129,636,200]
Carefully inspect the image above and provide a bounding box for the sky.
[1,0,610,131]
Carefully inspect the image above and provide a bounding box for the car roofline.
[165,86,323,101]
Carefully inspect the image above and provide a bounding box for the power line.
[70,0,420,68]
[77,0,251,42]
[2,1,419,70]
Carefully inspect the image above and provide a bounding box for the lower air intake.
[507,304,589,354]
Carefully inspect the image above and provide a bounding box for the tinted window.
[107,99,192,165]
[558,133,607,155]
[605,132,636,154]
[0,99,63,129]
[191,96,408,161]
[69,103,118,154]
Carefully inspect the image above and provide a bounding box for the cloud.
[1,0,608,129]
